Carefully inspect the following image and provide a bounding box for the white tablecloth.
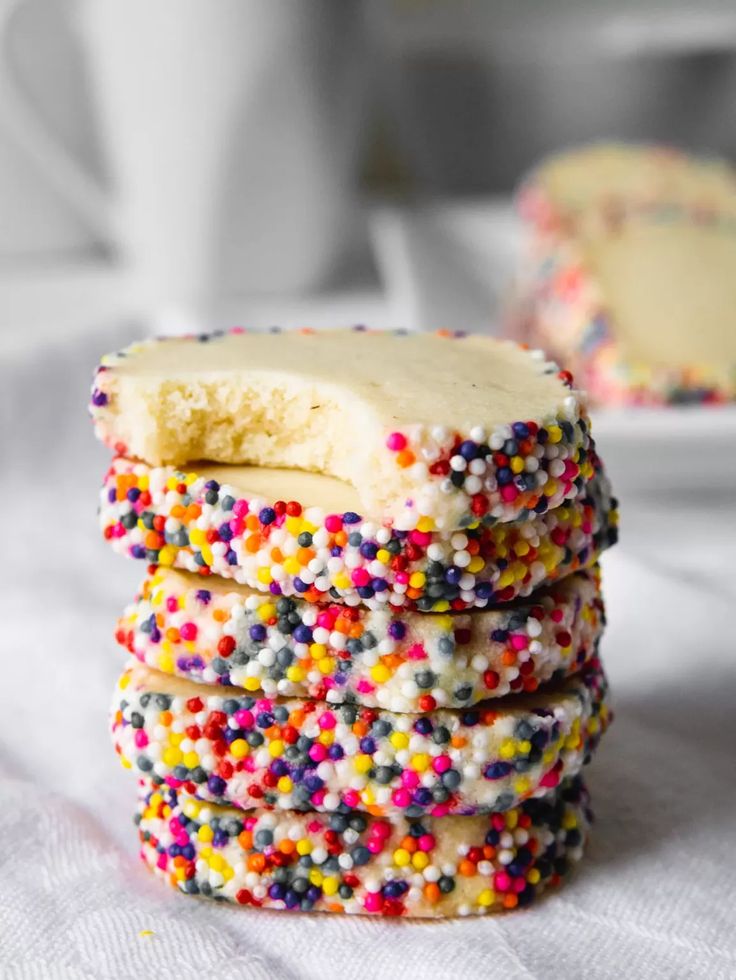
[3,328,735,980]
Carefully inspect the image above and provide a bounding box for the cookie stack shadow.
[93,328,618,917]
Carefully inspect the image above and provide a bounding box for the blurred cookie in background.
[510,143,736,406]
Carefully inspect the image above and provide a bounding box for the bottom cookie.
[135,776,591,917]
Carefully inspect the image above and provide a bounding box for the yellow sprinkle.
[269,740,285,758]
[411,753,430,772]
[138,930,154,938]
[158,545,176,566]
[162,746,182,767]
[409,572,426,588]
[477,889,495,907]
[499,739,516,760]
[393,848,411,867]
[277,776,293,793]
[412,851,429,870]
[371,663,391,684]
[296,839,312,856]
[198,825,214,843]
[354,754,373,774]
[390,731,409,750]
[323,876,339,896]
[230,739,249,758]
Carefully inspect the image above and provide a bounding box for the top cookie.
[91,328,592,531]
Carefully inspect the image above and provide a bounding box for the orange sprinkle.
[297,547,315,565]
[185,503,201,522]
[424,883,441,904]
[501,650,517,666]
[213,609,228,623]
[503,894,518,909]
[279,839,296,855]
[159,710,173,726]
[248,853,267,873]
[458,860,476,877]
[451,735,467,749]
[245,535,260,554]
[238,830,253,849]
[396,449,416,468]
[170,504,186,519]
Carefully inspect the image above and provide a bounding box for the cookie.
[136,775,591,916]
[112,659,609,817]
[116,566,604,710]
[100,458,617,611]
[513,143,736,404]
[90,328,596,529]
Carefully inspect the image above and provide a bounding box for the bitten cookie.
[116,566,605,710]
[100,459,617,611]
[136,775,591,917]
[112,659,609,817]
[512,143,736,404]
[90,328,596,529]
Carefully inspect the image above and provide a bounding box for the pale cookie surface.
[136,776,591,916]
[514,143,736,404]
[100,458,617,611]
[90,328,594,529]
[117,566,604,710]
[112,659,609,817]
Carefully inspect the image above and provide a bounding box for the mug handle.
[0,0,113,239]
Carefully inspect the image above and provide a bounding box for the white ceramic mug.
[0,0,366,327]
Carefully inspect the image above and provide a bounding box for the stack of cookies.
[91,328,618,917]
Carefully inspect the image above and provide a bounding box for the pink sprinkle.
[134,730,149,749]
[235,709,254,728]
[500,484,519,502]
[540,769,560,788]
[513,877,526,894]
[418,834,435,852]
[395,572,409,585]
[367,839,383,854]
[491,813,506,831]
[311,788,326,806]
[316,611,335,630]
[343,790,360,808]
[432,755,451,774]
[356,679,375,694]
[166,596,179,613]
[156,853,168,871]
[551,609,563,623]
[401,770,419,789]
[232,499,249,518]
[364,892,383,912]
[409,530,432,547]
[307,819,322,833]
[309,743,327,762]
[430,803,450,818]
[351,568,371,587]
[407,644,427,661]
[510,634,528,651]
[318,712,336,730]
[386,432,407,452]
[494,871,511,892]
[372,820,392,840]
[392,788,411,808]
[325,514,343,533]
[179,622,198,641]
[229,517,244,536]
